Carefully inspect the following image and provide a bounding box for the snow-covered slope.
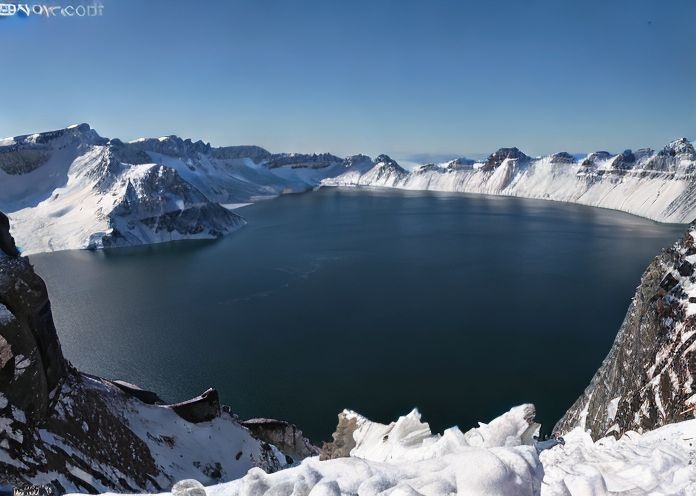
[88,407,696,496]
[0,125,246,254]
[0,125,349,255]
[323,140,696,223]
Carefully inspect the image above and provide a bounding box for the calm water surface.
[31,188,685,441]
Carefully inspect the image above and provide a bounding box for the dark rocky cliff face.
[0,212,67,423]
[0,214,314,493]
[555,222,696,439]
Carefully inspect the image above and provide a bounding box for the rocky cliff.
[555,222,696,439]
[0,214,315,493]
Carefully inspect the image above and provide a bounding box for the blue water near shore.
[31,188,685,441]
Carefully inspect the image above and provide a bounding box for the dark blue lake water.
[30,187,685,442]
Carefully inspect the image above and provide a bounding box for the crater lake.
[30,187,686,442]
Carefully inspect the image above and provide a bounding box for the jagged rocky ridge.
[1,124,695,255]
[555,220,696,440]
[0,215,317,493]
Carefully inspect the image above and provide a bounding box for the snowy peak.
[661,137,696,160]
[609,149,637,169]
[373,154,406,173]
[341,154,372,168]
[549,151,576,164]
[0,123,107,176]
[1,123,105,150]
[580,151,612,166]
[483,147,530,171]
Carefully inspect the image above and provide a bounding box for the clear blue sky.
[1,0,694,158]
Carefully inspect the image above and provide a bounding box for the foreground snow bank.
[71,406,696,495]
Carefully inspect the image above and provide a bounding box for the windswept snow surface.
[75,406,696,496]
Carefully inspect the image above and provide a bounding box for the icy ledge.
[75,405,696,496]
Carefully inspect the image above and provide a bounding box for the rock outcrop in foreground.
[0,214,315,493]
[555,221,696,439]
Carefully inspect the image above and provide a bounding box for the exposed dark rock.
[581,151,612,167]
[109,380,162,405]
[99,165,246,249]
[126,136,211,158]
[319,411,360,460]
[611,149,636,170]
[0,222,67,422]
[0,149,50,176]
[241,418,319,462]
[342,154,371,166]
[678,260,694,277]
[264,152,343,170]
[550,152,576,164]
[643,138,696,172]
[165,388,220,423]
[0,213,19,257]
[555,223,696,439]
[210,145,271,162]
[482,147,529,171]
[373,155,406,173]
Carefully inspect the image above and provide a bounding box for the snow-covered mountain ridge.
[323,139,696,224]
[2,124,695,254]
[0,125,349,255]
